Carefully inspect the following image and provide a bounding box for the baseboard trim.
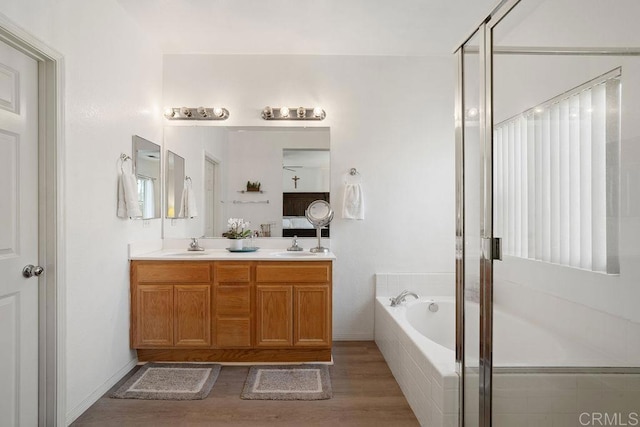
[65,357,138,425]
[333,333,373,341]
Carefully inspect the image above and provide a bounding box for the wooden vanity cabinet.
[131,261,212,348]
[130,259,332,362]
[255,261,332,348]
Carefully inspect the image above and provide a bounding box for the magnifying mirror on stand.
[305,200,334,253]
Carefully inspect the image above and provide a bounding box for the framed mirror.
[166,150,185,218]
[132,135,161,219]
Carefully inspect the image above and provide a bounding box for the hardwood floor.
[71,341,419,426]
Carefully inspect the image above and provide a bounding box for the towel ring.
[119,153,132,173]
[349,168,360,176]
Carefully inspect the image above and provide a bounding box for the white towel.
[117,172,142,219]
[342,183,364,220]
[179,186,198,218]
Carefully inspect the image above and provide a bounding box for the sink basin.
[274,251,317,257]
[166,252,208,256]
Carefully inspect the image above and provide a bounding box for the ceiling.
[117,0,497,56]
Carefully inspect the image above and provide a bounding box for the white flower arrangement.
[223,218,252,239]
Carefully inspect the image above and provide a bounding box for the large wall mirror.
[132,135,161,219]
[163,126,330,239]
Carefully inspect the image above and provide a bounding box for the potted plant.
[223,218,252,250]
[246,181,261,192]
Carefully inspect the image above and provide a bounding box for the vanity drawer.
[256,262,331,283]
[215,263,252,282]
[216,285,250,315]
[216,319,251,348]
[134,262,212,283]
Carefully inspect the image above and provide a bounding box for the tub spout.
[389,290,419,307]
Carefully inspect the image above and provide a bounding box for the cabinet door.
[255,285,292,347]
[294,285,331,347]
[174,285,211,347]
[135,284,173,347]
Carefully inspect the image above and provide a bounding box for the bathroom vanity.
[129,250,334,362]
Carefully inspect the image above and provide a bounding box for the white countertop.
[130,248,336,261]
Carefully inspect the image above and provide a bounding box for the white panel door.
[0,39,39,426]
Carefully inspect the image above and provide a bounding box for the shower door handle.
[482,238,502,261]
[490,237,502,261]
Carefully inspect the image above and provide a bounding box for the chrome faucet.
[188,237,205,251]
[287,235,303,251]
[389,290,419,307]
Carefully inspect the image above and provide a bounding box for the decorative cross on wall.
[292,175,300,189]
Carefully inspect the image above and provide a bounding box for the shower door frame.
[454,0,522,426]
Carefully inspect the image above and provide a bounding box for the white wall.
[1,0,164,423]
[163,54,457,340]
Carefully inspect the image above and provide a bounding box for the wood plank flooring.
[71,341,420,426]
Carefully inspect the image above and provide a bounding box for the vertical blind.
[493,68,620,274]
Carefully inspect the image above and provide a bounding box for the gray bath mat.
[111,363,221,400]
[241,365,332,400]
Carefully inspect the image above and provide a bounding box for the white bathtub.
[392,296,612,368]
[375,293,640,427]
[375,296,458,427]
[405,298,456,352]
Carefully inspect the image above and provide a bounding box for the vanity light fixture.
[180,107,193,118]
[197,106,209,118]
[163,108,176,119]
[164,106,230,120]
[261,106,326,121]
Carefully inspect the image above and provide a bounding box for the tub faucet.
[390,290,419,307]
[188,237,205,251]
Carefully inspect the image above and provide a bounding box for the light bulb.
[297,107,306,118]
[280,107,290,118]
[262,106,273,119]
[313,107,324,118]
[163,108,176,118]
[213,107,224,118]
[180,107,192,118]
[197,106,209,117]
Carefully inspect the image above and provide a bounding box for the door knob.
[22,264,44,278]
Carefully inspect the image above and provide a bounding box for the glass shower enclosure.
[455,0,640,425]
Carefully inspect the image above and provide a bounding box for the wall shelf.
[232,200,270,204]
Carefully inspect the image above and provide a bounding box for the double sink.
[164,250,319,258]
